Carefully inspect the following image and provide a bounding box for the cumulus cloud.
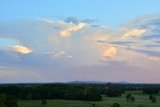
[10,45,32,54]
[122,28,146,39]
[102,46,117,58]
[60,22,86,37]
[0,14,160,82]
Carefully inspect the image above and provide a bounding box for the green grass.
[18,92,160,107]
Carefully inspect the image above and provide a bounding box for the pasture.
[18,91,160,107]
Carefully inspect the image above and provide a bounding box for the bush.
[149,95,153,100]
[126,94,131,102]
[111,103,121,107]
[130,96,135,102]
[149,95,156,103]
[137,104,144,107]
[151,97,156,103]
[41,99,47,105]
[126,94,135,102]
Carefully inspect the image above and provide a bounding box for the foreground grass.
[18,92,160,107]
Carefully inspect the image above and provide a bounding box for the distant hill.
[68,80,131,84]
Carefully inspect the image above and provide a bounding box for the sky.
[0,0,160,83]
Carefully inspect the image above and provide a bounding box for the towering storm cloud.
[0,0,160,83]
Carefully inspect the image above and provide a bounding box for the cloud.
[102,46,117,58]
[51,50,72,59]
[110,41,135,45]
[141,34,160,40]
[64,17,97,24]
[0,65,50,83]
[145,44,160,48]
[94,36,109,43]
[1,14,160,82]
[146,56,160,61]
[129,48,160,57]
[122,28,146,39]
[10,45,32,54]
[60,22,86,37]
[65,17,80,24]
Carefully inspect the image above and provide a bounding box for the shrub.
[149,95,153,100]
[126,94,135,102]
[111,103,121,107]
[41,99,47,105]
[137,104,144,107]
[126,94,131,102]
[151,97,156,103]
[130,96,135,102]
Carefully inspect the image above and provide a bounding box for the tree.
[107,84,123,97]
[130,96,135,102]
[126,94,131,102]
[151,96,156,103]
[126,94,135,102]
[25,94,32,100]
[41,99,47,106]
[0,94,18,107]
[149,95,156,103]
[0,94,6,107]
[149,95,153,100]
[5,95,18,107]
[111,103,121,107]
[143,87,160,94]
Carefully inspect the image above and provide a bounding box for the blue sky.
[1,0,160,26]
[0,0,160,83]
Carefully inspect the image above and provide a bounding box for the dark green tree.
[0,94,18,107]
[107,84,123,97]
[41,99,47,106]
[151,96,156,103]
[130,96,135,102]
[149,95,153,100]
[126,94,131,102]
[0,94,6,107]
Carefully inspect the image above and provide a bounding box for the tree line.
[0,84,102,101]
[0,83,159,103]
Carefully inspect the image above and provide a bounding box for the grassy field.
[18,91,160,107]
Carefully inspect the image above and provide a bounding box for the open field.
[18,91,160,107]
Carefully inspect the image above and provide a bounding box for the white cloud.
[0,15,160,82]
[102,46,117,58]
[10,45,32,54]
[60,22,86,37]
[122,28,146,39]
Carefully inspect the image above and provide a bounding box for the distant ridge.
[68,80,131,84]
[0,81,160,85]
